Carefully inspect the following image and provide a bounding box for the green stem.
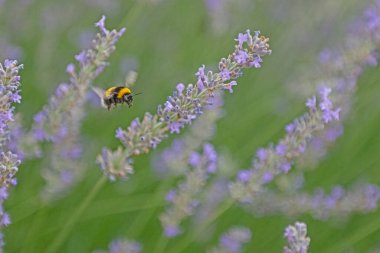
[126,179,173,236]
[325,218,380,253]
[153,235,168,253]
[118,0,146,28]
[21,200,45,253]
[167,198,235,253]
[45,176,107,253]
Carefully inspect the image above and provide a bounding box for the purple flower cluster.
[365,0,380,43]
[230,86,341,203]
[283,222,310,253]
[92,238,142,253]
[248,184,380,220]
[28,16,125,200]
[99,29,271,180]
[0,60,22,140]
[160,143,218,238]
[0,151,20,232]
[208,227,251,253]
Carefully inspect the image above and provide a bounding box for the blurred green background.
[1,0,380,252]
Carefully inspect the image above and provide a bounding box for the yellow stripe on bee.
[117,87,132,98]
[105,87,117,98]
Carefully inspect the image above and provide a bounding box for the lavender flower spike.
[29,16,125,200]
[98,29,271,180]
[0,59,23,251]
[248,184,380,220]
[160,143,218,238]
[230,85,341,203]
[208,227,251,253]
[283,222,310,253]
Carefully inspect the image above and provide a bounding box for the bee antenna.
[132,92,142,97]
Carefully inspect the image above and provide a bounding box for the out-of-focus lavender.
[0,59,22,251]
[283,222,310,253]
[29,16,125,200]
[230,86,341,203]
[92,238,142,253]
[0,38,22,61]
[98,29,271,181]
[207,227,251,253]
[288,1,380,169]
[246,184,380,220]
[204,0,250,35]
[194,179,229,228]
[160,143,218,238]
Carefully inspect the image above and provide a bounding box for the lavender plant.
[160,143,218,237]
[30,16,125,199]
[0,59,22,251]
[287,0,380,169]
[230,86,341,203]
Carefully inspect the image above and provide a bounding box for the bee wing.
[125,71,138,87]
[91,86,107,108]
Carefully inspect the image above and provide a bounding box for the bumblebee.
[92,86,141,110]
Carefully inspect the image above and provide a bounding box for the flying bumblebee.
[92,86,141,110]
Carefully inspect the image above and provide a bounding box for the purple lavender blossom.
[115,127,126,140]
[236,32,249,48]
[188,152,201,167]
[365,1,380,42]
[176,83,185,94]
[256,148,267,161]
[220,69,231,81]
[261,171,273,183]
[237,170,252,183]
[164,225,182,238]
[165,189,177,203]
[224,81,237,93]
[283,222,310,253]
[305,96,316,110]
[234,50,249,64]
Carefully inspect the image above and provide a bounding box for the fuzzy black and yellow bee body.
[103,86,134,110]
[91,85,141,110]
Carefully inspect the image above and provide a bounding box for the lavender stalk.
[0,59,23,251]
[30,16,125,199]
